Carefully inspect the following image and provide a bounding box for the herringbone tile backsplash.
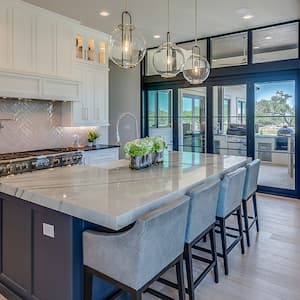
[0,99,106,154]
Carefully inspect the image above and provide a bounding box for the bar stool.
[216,167,246,275]
[158,179,220,300]
[83,196,190,300]
[184,179,221,300]
[242,159,261,247]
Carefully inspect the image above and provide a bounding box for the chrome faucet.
[116,112,139,145]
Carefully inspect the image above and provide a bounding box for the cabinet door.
[0,2,12,69]
[56,20,74,78]
[36,15,56,75]
[12,6,35,72]
[83,68,95,122]
[1,197,31,293]
[94,70,108,124]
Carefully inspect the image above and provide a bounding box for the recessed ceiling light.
[243,14,254,20]
[253,46,260,49]
[265,36,272,40]
[99,11,110,17]
[153,35,161,39]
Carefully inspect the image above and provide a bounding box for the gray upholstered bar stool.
[158,179,221,300]
[216,167,246,275]
[184,179,221,300]
[242,159,261,247]
[83,196,190,300]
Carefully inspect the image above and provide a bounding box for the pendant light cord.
[125,0,128,11]
[195,0,198,44]
[168,0,170,33]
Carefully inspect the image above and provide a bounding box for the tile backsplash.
[0,99,107,154]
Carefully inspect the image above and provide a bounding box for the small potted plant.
[152,136,167,163]
[124,138,153,169]
[87,130,100,147]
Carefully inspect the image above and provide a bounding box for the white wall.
[108,61,141,157]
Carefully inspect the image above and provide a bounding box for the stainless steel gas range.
[0,148,83,177]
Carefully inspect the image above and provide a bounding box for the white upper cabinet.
[75,26,109,66]
[94,70,108,124]
[67,62,109,126]
[36,14,56,76]
[0,1,12,69]
[12,5,35,72]
[56,20,75,78]
[0,0,78,80]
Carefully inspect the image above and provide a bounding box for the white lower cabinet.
[83,148,119,166]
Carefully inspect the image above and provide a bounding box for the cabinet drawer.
[83,148,119,166]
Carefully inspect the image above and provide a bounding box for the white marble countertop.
[0,151,249,230]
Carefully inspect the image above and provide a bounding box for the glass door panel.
[178,87,206,153]
[146,89,173,149]
[254,80,296,191]
[213,84,247,156]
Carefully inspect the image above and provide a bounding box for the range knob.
[52,158,60,166]
[15,164,22,171]
[6,164,13,174]
[0,166,6,174]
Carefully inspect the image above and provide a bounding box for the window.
[211,32,248,68]
[148,90,172,128]
[237,99,246,124]
[253,22,299,64]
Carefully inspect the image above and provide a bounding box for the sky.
[255,80,295,107]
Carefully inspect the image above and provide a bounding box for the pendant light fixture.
[108,0,146,69]
[152,0,185,78]
[183,0,210,84]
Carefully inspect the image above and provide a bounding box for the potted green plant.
[87,130,100,147]
[152,136,167,163]
[124,138,153,169]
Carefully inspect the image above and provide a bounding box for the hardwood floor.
[145,194,300,300]
[1,194,300,300]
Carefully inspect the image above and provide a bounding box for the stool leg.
[253,193,260,232]
[242,200,251,247]
[209,227,219,283]
[84,267,93,300]
[219,217,229,275]
[184,244,194,300]
[237,207,245,255]
[203,234,207,243]
[176,257,186,300]
[131,291,142,300]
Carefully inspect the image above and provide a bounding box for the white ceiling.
[23,0,300,47]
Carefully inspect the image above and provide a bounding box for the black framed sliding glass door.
[212,84,248,156]
[253,77,298,197]
[144,89,173,149]
[178,88,207,153]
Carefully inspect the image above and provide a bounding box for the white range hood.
[0,68,81,102]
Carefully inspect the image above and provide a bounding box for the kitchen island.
[0,151,248,300]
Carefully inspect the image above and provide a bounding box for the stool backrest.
[185,179,221,243]
[243,159,261,200]
[216,167,246,218]
[83,195,189,290]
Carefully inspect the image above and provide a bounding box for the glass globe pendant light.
[108,0,146,69]
[152,0,185,78]
[183,0,210,84]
